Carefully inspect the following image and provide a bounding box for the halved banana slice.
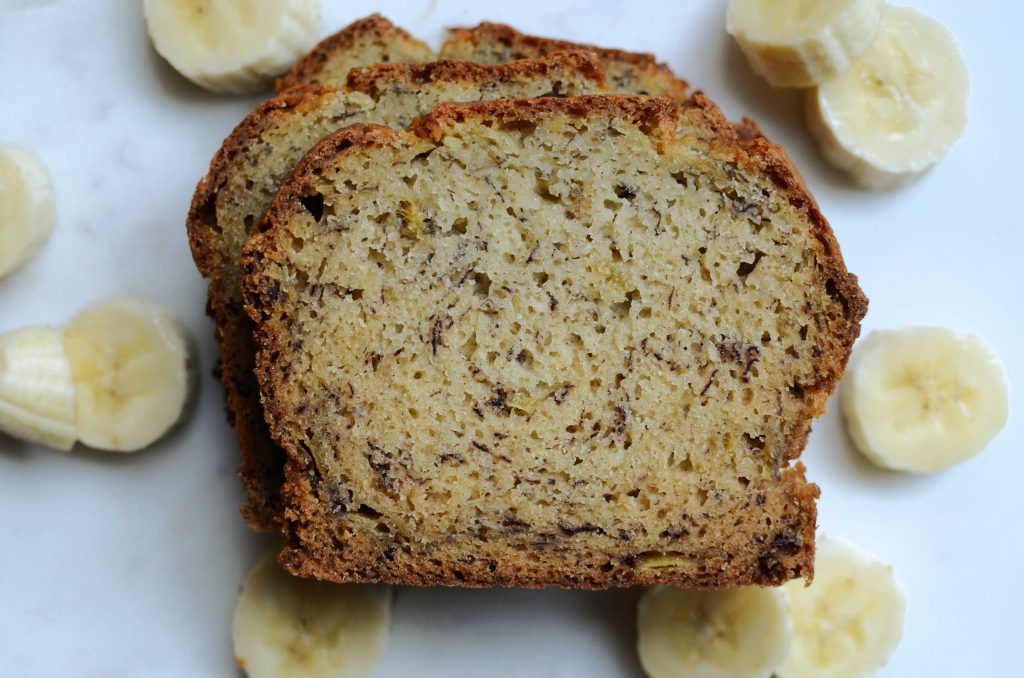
[806,6,969,189]
[778,537,906,678]
[233,549,393,678]
[726,0,884,87]
[637,585,791,678]
[62,297,195,452]
[143,0,320,94]
[0,145,55,278]
[0,326,77,450]
[841,327,1008,473]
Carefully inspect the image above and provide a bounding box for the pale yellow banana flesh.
[63,297,194,452]
[727,0,884,87]
[806,6,969,189]
[0,145,55,278]
[143,0,320,94]
[233,549,392,678]
[841,327,1008,473]
[778,537,906,678]
[637,585,791,678]
[0,326,77,450]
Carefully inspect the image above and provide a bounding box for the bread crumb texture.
[244,96,864,588]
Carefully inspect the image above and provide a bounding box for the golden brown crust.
[272,464,817,589]
[733,116,766,142]
[446,22,659,68]
[346,50,607,95]
[443,22,688,100]
[242,95,864,589]
[275,14,433,92]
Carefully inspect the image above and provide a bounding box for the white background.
[1,1,1021,676]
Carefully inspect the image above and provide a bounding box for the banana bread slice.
[242,95,866,589]
[279,18,687,100]
[187,53,608,529]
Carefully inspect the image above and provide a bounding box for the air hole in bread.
[299,193,325,222]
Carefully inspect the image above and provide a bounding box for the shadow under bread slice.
[187,52,609,529]
[241,95,866,589]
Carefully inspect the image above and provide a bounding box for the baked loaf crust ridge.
[441,22,688,100]
[281,17,687,100]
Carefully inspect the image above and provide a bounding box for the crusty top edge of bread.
[187,53,610,285]
[276,14,435,93]
[345,49,607,95]
[442,22,688,100]
[243,94,867,422]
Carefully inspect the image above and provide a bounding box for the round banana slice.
[637,585,791,678]
[0,145,55,279]
[841,327,1008,473]
[62,297,195,452]
[233,549,393,678]
[143,0,320,94]
[726,0,884,87]
[0,326,77,451]
[778,537,906,678]
[806,6,969,189]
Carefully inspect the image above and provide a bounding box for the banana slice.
[806,7,969,189]
[637,585,791,678]
[62,297,195,452]
[0,145,55,278]
[233,549,392,678]
[778,537,906,678]
[841,327,1008,473]
[726,0,884,87]
[0,326,77,450]
[143,0,320,94]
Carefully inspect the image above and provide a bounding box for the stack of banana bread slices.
[187,14,866,589]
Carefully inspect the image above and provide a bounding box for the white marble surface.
[1,1,1021,676]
